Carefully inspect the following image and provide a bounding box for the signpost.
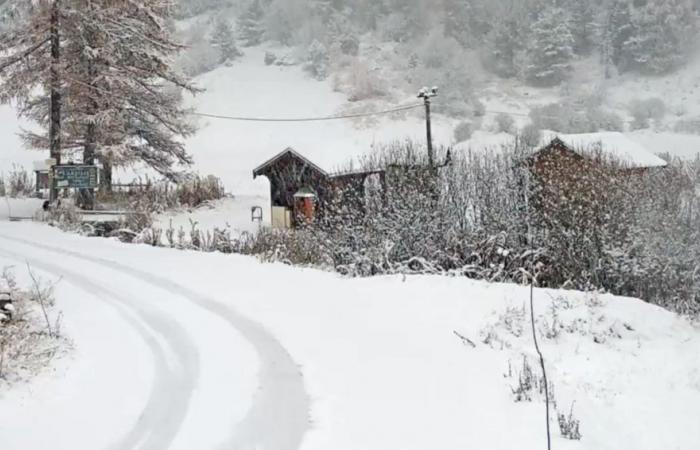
[53,165,99,189]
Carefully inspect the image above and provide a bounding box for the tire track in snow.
[0,232,311,450]
[0,246,200,450]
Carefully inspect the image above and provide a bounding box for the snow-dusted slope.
[0,222,699,450]
[184,47,455,195]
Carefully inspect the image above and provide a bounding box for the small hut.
[253,147,387,228]
[253,148,330,228]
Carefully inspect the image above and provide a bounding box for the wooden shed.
[253,147,387,228]
[526,132,667,219]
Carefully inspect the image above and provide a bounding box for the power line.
[190,103,424,122]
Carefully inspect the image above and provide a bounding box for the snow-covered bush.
[673,118,700,135]
[0,266,66,386]
[495,113,516,134]
[264,51,277,66]
[629,98,667,130]
[519,124,542,148]
[558,403,582,440]
[4,165,32,198]
[344,59,387,102]
[340,35,360,56]
[304,40,330,80]
[454,121,476,142]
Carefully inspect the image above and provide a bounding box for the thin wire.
[190,103,424,122]
[529,282,552,450]
[59,74,425,123]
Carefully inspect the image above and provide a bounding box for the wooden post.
[418,87,438,169]
[424,96,434,168]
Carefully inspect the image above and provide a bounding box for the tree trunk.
[49,0,61,202]
[100,158,112,195]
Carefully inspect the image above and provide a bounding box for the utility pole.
[49,0,62,203]
[418,86,438,168]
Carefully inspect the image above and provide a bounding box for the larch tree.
[64,0,198,189]
[1,0,197,196]
[0,0,65,173]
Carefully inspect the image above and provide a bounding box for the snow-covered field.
[0,221,699,450]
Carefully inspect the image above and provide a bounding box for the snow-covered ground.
[153,195,270,236]
[0,221,699,450]
[0,197,43,221]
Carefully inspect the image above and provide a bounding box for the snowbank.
[0,197,43,221]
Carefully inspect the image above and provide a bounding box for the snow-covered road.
[0,223,309,450]
[2,221,700,450]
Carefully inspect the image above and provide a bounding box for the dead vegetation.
[0,266,67,387]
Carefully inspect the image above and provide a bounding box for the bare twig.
[25,264,60,339]
[453,330,476,348]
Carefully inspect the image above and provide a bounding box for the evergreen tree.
[486,15,524,78]
[600,0,634,75]
[210,17,241,64]
[443,0,472,47]
[526,7,575,86]
[484,1,529,78]
[622,0,698,74]
[566,0,596,55]
[237,0,265,47]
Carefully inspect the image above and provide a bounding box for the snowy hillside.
[1,222,699,450]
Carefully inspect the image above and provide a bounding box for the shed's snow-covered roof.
[252,147,329,178]
[544,132,668,168]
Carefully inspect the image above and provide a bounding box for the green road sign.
[54,165,99,189]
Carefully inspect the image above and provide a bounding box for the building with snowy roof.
[534,132,668,170]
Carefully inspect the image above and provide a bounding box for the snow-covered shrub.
[673,118,700,135]
[264,51,277,66]
[344,59,387,102]
[495,112,516,134]
[175,174,226,208]
[507,355,555,405]
[558,403,582,440]
[519,124,542,147]
[5,165,32,198]
[304,40,330,80]
[629,98,667,130]
[0,173,5,197]
[530,102,618,134]
[586,107,625,132]
[340,35,360,56]
[454,121,476,142]
[0,266,66,386]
